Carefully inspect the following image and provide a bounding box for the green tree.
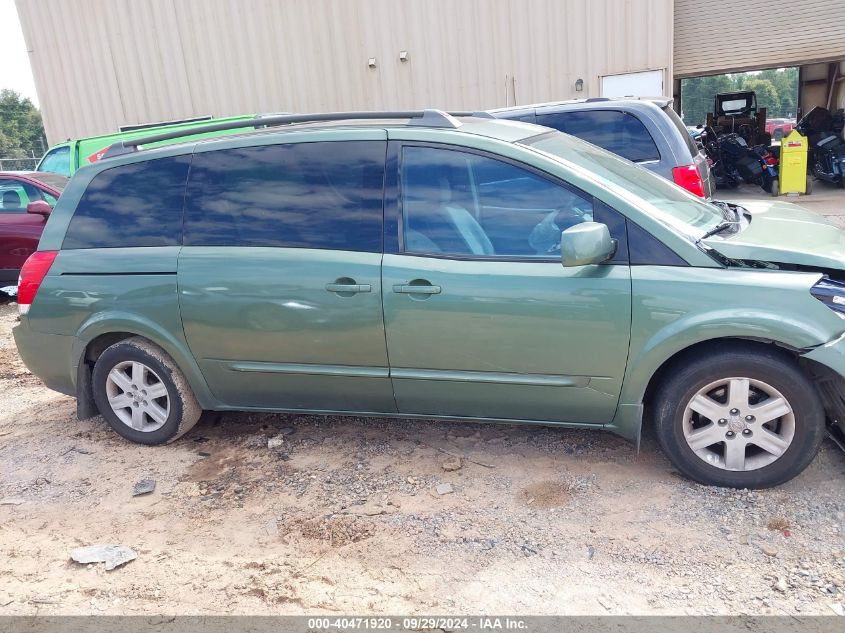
[0,89,45,158]
[738,78,781,119]
[681,67,799,124]
[680,74,736,126]
[755,68,798,117]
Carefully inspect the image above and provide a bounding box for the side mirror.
[560,222,615,267]
[27,200,52,217]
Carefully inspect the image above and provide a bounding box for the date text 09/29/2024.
[306,617,528,630]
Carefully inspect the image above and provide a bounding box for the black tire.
[770,178,779,197]
[653,344,825,488]
[92,337,202,445]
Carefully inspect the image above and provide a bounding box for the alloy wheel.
[105,360,170,432]
[682,377,795,471]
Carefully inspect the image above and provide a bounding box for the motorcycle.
[703,129,779,195]
[796,106,845,188]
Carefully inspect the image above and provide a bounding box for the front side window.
[0,178,47,213]
[537,110,660,163]
[38,146,72,177]
[401,146,593,258]
[184,141,385,252]
[63,155,190,249]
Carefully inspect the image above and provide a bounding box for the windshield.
[716,93,755,116]
[721,99,749,113]
[37,145,72,177]
[522,131,723,238]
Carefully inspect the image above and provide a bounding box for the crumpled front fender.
[802,332,845,436]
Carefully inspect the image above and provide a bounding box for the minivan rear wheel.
[92,337,202,445]
[653,346,825,488]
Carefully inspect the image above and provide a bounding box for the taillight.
[672,164,706,198]
[17,251,58,316]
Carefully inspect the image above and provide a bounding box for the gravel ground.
[1,298,845,616]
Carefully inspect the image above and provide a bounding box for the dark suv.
[490,98,714,199]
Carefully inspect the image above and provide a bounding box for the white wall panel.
[16,0,674,144]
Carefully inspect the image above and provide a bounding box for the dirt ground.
[1,301,844,616]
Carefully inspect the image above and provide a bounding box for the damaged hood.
[703,200,845,270]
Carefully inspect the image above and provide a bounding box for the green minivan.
[13,111,845,489]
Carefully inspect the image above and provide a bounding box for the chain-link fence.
[0,156,40,171]
[0,144,44,171]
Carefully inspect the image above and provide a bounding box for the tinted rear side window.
[536,110,660,162]
[63,155,190,249]
[184,141,385,252]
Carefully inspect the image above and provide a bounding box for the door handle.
[325,282,372,294]
[393,282,441,295]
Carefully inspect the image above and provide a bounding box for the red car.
[0,171,67,284]
[766,118,796,141]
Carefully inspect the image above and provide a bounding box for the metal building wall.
[16,0,673,145]
[674,0,845,78]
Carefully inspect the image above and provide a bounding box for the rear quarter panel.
[26,247,216,408]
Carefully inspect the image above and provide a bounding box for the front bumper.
[12,318,76,397]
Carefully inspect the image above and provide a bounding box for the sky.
[0,0,39,106]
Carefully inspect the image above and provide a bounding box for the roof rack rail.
[101,109,495,160]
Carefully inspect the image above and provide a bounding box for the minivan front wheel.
[654,347,825,488]
[92,337,202,445]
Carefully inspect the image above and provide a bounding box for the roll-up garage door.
[674,0,845,78]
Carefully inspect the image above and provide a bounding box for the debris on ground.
[521,542,538,556]
[0,498,25,505]
[132,479,156,497]
[267,435,286,450]
[69,545,137,571]
[767,517,790,531]
[441,457,462,472]
[0,286,16,298]
[435,483,454,495]
[758,543,779,557]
